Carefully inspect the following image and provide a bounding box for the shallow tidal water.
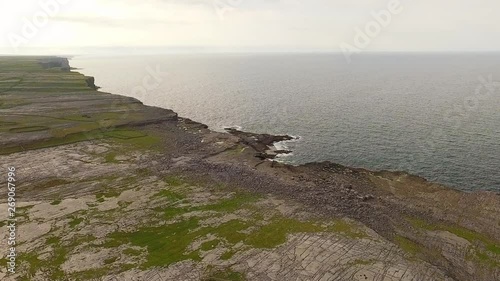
[73,53,500,192]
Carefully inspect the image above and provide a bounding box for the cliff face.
[0,57,177,153]
[0,57,498,281]
[84,75,98,90]
[39,56,70,70]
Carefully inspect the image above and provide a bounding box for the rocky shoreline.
[224,127,296,159]
[0,56,498,281]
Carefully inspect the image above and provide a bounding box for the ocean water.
[72,53,500,192]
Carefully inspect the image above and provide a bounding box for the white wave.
[222,125,243,131]
[273,135,301,149]
[272,135,301,161]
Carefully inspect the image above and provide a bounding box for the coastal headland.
[0,57,498,281]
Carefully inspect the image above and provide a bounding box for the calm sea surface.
[73,54,500,192]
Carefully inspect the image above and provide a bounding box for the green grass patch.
[201,239,220,251]
[486,244,500,255]
[198,193,260,213]
[19,234,95,280]
[210,220,250,244]
[103,256,118,265]
[0,121,17,127]
[9,126,49,133]
[17,205,34,211]
[15,205,34,221]
[0,130,104,155]
[156,192,260,220]
[46,236,60,245]
[220,250,237,260]
[96,189,122,199]
[394,235,423,256]
[227,145,247,156]
[153,189,186,202]
[136,168,153,177]
[18,253,41,280]
[465,248,500,268]
[104,151,118,163]
[123,248,142,256]
[50,247,70,280]
[62,112,127,122]
[0,126,159,155]
[50,199,62,205]
[0,99,36,110]
[326,220,367,239]
[108,217,202,268]
[161,205,191,220]
[69,216,84,228]
[34,178,70,189]
[246,218,322,248]
[202,268,246,281]
[351,259,375,266]
[105,129,161,150]
[407,217,500,255]
[104,129,147,139]
[164,175,185,187]
[105,217,249,268]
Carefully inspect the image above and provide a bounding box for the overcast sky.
[1,0,499,54]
